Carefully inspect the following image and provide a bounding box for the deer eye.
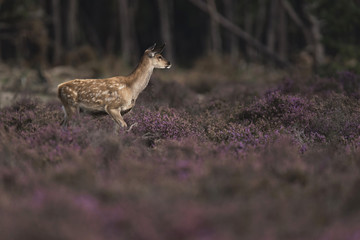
[157,56,162,59]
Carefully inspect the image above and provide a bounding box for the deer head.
[145,43,171,69]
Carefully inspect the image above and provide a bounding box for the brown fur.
[57,44,171,128]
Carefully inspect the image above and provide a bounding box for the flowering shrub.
[238,91,315,128]
[1,73,360,239]
[279,71,360,98]
[127,106,203,141]
[0,98,60,133]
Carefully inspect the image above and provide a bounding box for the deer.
[57,43,171,130]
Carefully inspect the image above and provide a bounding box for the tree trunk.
[188,0,289,67]
[157,0,174,62]
[281,0,325,67]
[255,0,267,40]
[280,0,312,45]
[119,0,131,63]
[119,0,138,63]
[106,11,117,55]
[52,0,62,64]
[304,5,325,67]
[66,0,78,50]
[224,0,238,63]
[244,9,254,60]
[207,0,222,56]
[267,0,279,53]
[278,2,287,59]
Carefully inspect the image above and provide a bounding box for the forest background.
[1,0,360,72]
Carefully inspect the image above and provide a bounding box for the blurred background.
[1,0,360,105]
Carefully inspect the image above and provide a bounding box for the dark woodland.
[1,1,360,239]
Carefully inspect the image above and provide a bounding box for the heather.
[1,72,360,240]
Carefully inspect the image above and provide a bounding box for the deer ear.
[148,51,155,58]
[154,43,165,53]
[146,43,156,52]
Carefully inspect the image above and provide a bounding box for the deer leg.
[105,107,127,129]
[61,104,77,126]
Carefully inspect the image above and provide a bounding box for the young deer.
[57,43,171,129]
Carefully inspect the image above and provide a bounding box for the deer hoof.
[126,122,138,132]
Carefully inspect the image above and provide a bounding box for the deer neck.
[128,56,154,99]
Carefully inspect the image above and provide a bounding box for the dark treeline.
[0,0,360,70]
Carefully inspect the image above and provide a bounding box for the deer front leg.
[105,106,127,129]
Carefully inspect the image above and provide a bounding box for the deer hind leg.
[60,104,78,126]
[105,106,127,130]
[58,86,79,126]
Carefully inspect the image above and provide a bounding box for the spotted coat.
[57,43,171,129]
